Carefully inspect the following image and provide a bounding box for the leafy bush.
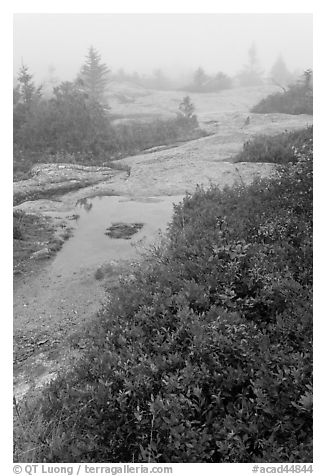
[13,73,206,180]
[251,70,313,115]
[13,211,24,240]
[234,126,313,164]
[13,114,206,181]
[15,135,312,463]
[13,113,205,181]
[111,115,204,157]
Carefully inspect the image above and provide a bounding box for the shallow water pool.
[48,195,184,277]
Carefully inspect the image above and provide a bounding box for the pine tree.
[270,55,292,87]
[248,44,260,73]
[178,96,198,128]
[178,96,195,119]
[16,63,42,105]
[79,46,110,105]
[14,64,42,140]
[238,43,264,87]
[193,67,207,90]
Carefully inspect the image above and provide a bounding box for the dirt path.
[14,262,106,398]
[13,94,313,400]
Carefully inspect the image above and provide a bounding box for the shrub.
[13,74,207,180]
[234,126,313,164]
[251,70,313,115]
[15,135,312,463]
[13,116,206,181]
[13,210,25,240]
[13,222,23,240]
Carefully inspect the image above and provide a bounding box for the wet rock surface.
[13,163,125,206]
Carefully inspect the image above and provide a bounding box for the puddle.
[46,195,183,277]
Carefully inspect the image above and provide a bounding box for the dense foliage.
[251,70,313,115]
[15,131,312,463]
[13,209,66,274]
[234,126,312,164]
[13,210,24,240]
[13,65,205,180]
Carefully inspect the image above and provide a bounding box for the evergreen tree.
[79,46,110,105]
[15,63,42,106]
[302,69,313,89]
[270,55,292,87]
[248,44,260,71]
[238,43,264,87]
[13,84,21,106]
[15,80,113,156]
[193,67,208,90]
[178,96,198,128]
[209,72,232,91]
[13,64,42,142]
[178,96,195,119]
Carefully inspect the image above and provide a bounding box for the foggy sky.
[13,14,312,82]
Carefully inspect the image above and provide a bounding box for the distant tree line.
[108,44,302,93]
[23,43,305,97]
[111,68,176,91]
[183,68,233,93]
[182,45,298,93]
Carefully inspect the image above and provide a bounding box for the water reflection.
[76,197,93,212]
[51,194,184,277]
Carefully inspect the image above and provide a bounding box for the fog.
[13,13,312,82]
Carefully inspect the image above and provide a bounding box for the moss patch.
[105,222,144,239]
[13,210,71,275]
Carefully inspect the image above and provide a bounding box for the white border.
[3,2,321,473]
